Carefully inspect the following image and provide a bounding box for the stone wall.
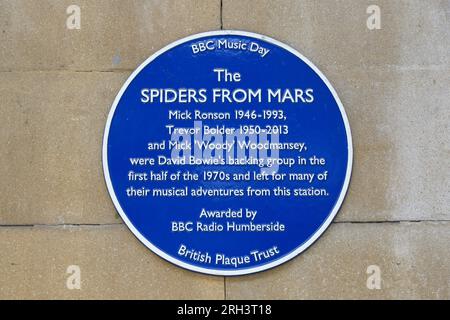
[0,0,448,299]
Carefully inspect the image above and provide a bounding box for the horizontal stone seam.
[0,65,448,74]
[0,223,124,228]
[0,69,135,73]
[330,64,450,71]
[334,220,450,224]
[0,220,448,229]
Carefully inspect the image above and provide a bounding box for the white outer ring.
[102,30,353,276]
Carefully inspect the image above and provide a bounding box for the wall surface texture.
[0,0,449,299]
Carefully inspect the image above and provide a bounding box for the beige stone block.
[0,71,128,224]
[328,67,450,222]
[222,0,450,221]
[222,0,449,68]
[1,67,448,225]
[0,224,224,299]
[1,0,448,225]
[225,222,450,299]
[0,0,220,71]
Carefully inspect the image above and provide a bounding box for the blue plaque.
[103,31,352,275]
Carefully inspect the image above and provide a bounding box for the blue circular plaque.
[103,31,352,275]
